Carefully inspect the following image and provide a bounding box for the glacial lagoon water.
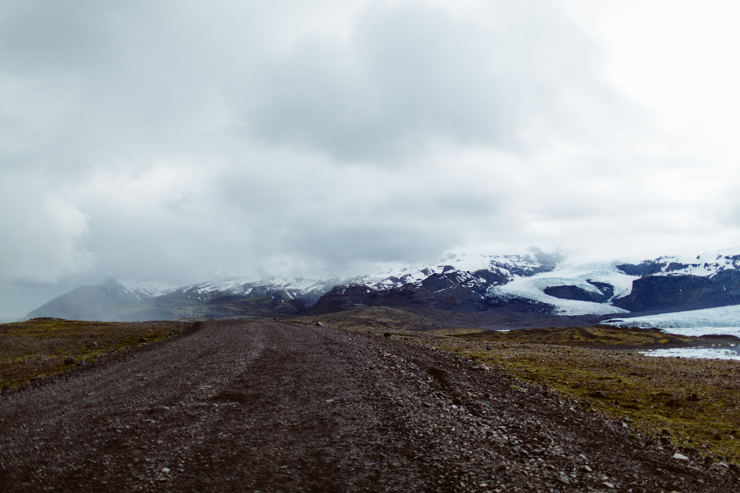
[639,326,740,360]
[639,344,740,360]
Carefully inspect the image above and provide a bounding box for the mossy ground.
[439,338,740,461]
[444,324,698,348]
[0,318,188,390]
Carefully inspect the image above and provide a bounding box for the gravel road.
[0,320,736,492]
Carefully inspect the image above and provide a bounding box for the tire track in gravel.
[0,320,737,492]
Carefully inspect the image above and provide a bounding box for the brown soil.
[0,320,736,492]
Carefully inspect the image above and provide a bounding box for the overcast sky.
[2,0,740,318]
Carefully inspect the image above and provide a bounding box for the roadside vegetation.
[5,313,739,466]
[304,314,740,465]
[0,318,188,390]
[440,324,700,347]
[436,334,740,464]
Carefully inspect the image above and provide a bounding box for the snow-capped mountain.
[615,248,740,278]
[25,247,740,322]
[487,261,636,316]
[610,248,740,314]
[350,251,562,290]
[174,276,337,300]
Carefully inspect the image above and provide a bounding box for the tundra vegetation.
[0,318,187,390]
[436,333,740,464]
[299,311,740,464]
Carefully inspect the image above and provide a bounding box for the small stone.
[161,467,170,473]
[556,474,570,485]
[139,337,147,343]
[603,482,615,489]
[713,462,730,469]
[672,452,689,461]
[580,465,593,472]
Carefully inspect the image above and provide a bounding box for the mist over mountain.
[26,248,740,326]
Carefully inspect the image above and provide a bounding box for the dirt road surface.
[0,320,736,492]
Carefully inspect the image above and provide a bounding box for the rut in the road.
[0,320,736,492]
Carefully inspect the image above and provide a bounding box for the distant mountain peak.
[24,247,740,322]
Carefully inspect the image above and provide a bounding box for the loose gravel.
[0,320,736,492]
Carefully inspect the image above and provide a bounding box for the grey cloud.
[1,0,713,320]
[0,174,92,284]
[209,156,510,278]
[0,1,123,74]
[244,1,606,161]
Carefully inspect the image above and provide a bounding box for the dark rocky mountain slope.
[25,248,740,322]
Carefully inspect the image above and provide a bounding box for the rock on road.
[0,320,736,492]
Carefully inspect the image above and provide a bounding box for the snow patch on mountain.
[629,246,740,278]
[177,277,336,297]
[488,261,636,316]
[181,278,257,295]
[354,252,554,290]
[115,279,179,298]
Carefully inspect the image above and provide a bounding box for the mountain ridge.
[25,247,740,324]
